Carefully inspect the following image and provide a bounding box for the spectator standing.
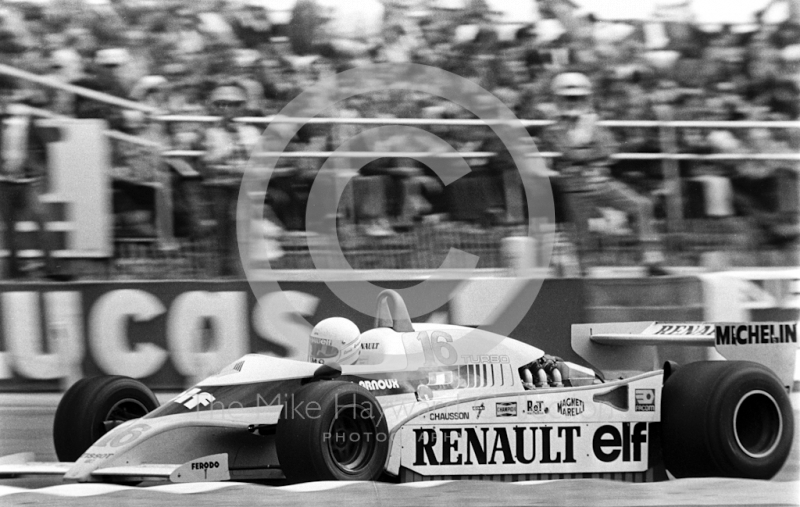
[126,75,180,247]
[72,48,132,131]
[46,48,84,116]
[231,49,267,116]
[93,48,135,99]
[541,72,666,274]
[0,75,61,279]
[201,82,260,276]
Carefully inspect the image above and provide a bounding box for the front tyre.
[276,381,389,483]
[53,376,159,461]
[661,361,793,479]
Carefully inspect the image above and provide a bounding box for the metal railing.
[158,112,800,240]
[3,63,799,273]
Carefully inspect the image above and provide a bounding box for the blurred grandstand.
[0,0,798,278]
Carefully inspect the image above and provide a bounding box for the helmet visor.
[309,338,339,362]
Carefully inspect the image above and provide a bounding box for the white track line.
[0,482,242,498]
[0,481,376,497]
[277,481,360,492]
[398,481,453,488]
[148,483,246,494]
[0,480,461,497]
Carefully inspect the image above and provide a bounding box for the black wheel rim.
[733,390,783,459]
[102,398,149,433]
[326,402,377,475]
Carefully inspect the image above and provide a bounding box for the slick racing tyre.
[661,361,793,479]
[276,381,389,482]
[53,376,159,461]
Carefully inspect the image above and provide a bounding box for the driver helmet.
[308,317,361,366]
[551,72,593,118]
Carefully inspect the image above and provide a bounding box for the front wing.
[0,452,231,483]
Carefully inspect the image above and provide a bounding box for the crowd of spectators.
[0,0,799,275]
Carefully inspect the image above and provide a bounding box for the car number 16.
[417,331,458,366]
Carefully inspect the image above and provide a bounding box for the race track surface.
[0,478,798,507]
[0,393,798,507]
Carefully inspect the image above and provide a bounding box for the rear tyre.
[53,376,159,461]
[276,381,389,483]
[661,361,793,479]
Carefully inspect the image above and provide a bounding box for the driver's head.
[308,317,361,366]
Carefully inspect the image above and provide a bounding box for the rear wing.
[572,322,798,390]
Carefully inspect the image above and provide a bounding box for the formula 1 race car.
[0,290,795,484]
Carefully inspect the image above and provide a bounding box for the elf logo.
[173,388,217,410]
[592,422,648,463]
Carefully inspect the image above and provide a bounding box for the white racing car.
[0,290,795,484]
